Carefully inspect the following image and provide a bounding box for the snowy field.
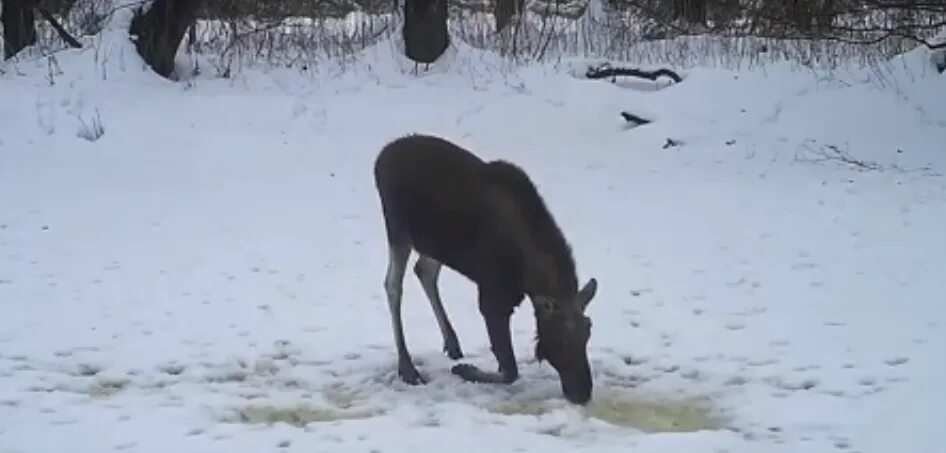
[2,15,946,453]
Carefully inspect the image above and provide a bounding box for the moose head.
[534,277,598,405]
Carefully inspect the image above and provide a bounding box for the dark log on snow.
[402,0,449,66]
[587,65,683,84]
[129,0,202,79]
[2,0,38,60]
[620,111,652,126]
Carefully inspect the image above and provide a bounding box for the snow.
[2,15,946,453]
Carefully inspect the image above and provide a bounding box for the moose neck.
[497,199,578,303]
[522,249,577,302]
[479,160,578,304]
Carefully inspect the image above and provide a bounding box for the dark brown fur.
[373,134,598,404]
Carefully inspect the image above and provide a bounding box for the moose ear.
[577,278,597,309]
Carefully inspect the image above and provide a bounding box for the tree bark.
[495,0,524,32]
[128,0,202,79]
[671,0,706,25]
[2,0,39,60]
[402,0,449,64]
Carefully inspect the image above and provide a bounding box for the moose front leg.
[452,295,519,384]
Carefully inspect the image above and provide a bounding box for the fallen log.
[586,64,682,84]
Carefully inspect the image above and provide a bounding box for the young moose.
[373,134,598,405]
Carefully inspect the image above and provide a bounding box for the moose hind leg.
[414,255,463,360]
[385,242,425,385]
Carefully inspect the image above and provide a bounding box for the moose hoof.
[451,363,480,382]
[398,365,427,385]
[444,342,464,360]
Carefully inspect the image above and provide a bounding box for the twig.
[620,111,652,126]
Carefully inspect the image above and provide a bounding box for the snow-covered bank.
[2,24,945,453]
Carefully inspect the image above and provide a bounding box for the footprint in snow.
[747,358,779,367]
[883,357,909,366]
[622,355,647,366]
[791,262,819,271]
[770,376,819,391]
[73,363,103,377]
[654,364,679,373]
[157,362,186,376]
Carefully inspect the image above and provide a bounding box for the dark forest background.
[2,0,944,79]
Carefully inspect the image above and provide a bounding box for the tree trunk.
[128,0,202,79]
[671,0,706,25]
[494,0,524,32]
[402,0,449,64]
[2,0,38,60]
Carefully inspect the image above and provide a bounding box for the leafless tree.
[129,0,204,78]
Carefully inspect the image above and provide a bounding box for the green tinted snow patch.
[229,404,383,427]
[488,394,723,433]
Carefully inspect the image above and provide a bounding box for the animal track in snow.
[72,363,103,377]
[884,376,909,384]
[746,358,779,367]
[883,357,909,366]
[157,362,186,376]
[766,376,819,391]
[734,307,767,316]
[791,262,819,271]
[655,364,679,373]
[622,355,647,366]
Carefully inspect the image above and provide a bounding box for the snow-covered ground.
[2,16,945,453]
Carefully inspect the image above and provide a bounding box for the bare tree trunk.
[128,0,202,79]
[672,0,706,24]
[2,0,39,60]
[495,0,525,32]
[402,0,449,65]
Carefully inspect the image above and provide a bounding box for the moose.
[372,133,599,405]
